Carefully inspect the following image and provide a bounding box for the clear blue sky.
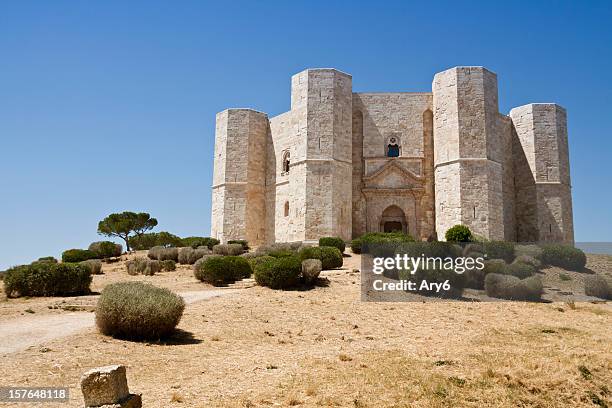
[1,1,611,269]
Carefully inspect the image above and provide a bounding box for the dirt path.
[0,289,234,355]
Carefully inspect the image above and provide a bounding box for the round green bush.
[161,259,176,271]
[62,249,98,263]
[445,225,472,242]
[88,241,122,258]
[194,256,251,285]
[248,255,276,271]
[507,260,537,279]
[3,262,92,298]
[129,232,182,250]
[96,282,185,340]
[181,236,219,249]
[318,237,346,253]
[350,238,362,254]
[253,256,302,289]
[482,241,515,262]
[540,244,587,271]
[37,256,58,263]
[299,246,343,270]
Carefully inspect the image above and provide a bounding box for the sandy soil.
[0,252,610,407]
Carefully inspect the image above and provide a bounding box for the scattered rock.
[81,365,141,408]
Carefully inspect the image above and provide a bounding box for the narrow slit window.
[284,201,289,217]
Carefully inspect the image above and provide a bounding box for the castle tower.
[432,66,506,240]
[211,109,268,245]
[509,104,574,243]
[291,68,353,241]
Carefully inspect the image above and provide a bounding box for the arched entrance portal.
[380,205,407,233]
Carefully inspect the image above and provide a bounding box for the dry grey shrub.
[79,259,102,275]
[513,255,542,269]
[178,247,211,264]
[212,243,244,256]
[301,259,322,284]
[584,275,611,299]
[255,242,310,256]
[147,246,179,262]
[96,282,185,340]
[514,244,543,261]
[484,273,543,301]
[126,257,161,276]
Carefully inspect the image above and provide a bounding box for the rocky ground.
[0,252,610,407]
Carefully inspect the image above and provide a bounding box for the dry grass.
[0,251,610,407]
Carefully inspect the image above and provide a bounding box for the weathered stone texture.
[211,109,268,245]
[509,104,574,243]
[212,67,574,244]
[80,365,129,407]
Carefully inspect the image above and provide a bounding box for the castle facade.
[211,66,574,245]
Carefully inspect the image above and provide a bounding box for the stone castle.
[211,66,574,245]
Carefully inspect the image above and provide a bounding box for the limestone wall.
[211,67,573,246]
[433,67,506,240]
[509,104,574,243]
[352,93,435,240]
[211,109,268,244]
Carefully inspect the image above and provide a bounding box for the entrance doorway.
[380,205,407,234]
[383,221,403,232]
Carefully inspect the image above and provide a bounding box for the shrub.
[482,241,515,262]
[161,260,176,272]
[319,237,345,253]
[95,282,185,340]
[3,262,91,298]
[484,273,543,301]
[302,259,322,284]
[194,256,251,285]
[465,259,506,290]
[514,255,542,270]
[62,249,98,263]
[541,244,587,271]
[445,225,472,242]
[462,243,484,257]
[248,255,276,271]
[37,256,58,263]
[129,232,182,250]
[147,246,179,262]
[507,260,537,279]
[350,238,362,254]
[255,242,305,257]
[88,241,122,258]
[177,247,210,264]
[253,256,302,289]
[126,257,161,276]
[228,240,250,251]
[583,275,611,300]
[80,259,103,275]
[212,243,244,256]
[514,244,543,261]
[181,236,219,250]
[299,246,343,270]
